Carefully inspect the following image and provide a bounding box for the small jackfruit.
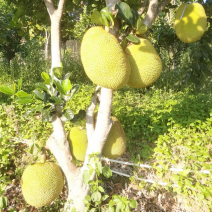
[68,127,88,161]
[21,162,64,207]
[102,116,127,159]
[174,3,207,43]
[125,39,162,88]
[81,26,131,90]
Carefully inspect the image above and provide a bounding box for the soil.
[2,152,204,212]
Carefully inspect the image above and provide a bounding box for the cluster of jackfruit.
[81,26,162,89]
[21,162,64,207]
[174,3,207,43]
[68,116,126,160]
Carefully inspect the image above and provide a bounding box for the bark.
[143,0,171,28]
[44,0,66,68]
[44,28,50,60]
[138,0,149,15]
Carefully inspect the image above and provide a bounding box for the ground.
[3,151,201,212]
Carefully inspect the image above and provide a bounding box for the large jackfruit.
[174,3,207,43]
[126,39,162,88]
[68,127,88,161]
[21,162,64,207]
[81,26,131,90]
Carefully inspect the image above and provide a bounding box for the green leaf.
[126,34,140,43]
[85,195,91,202]
[18,78,22,91]
[61,109,74,122]
[41,72,50,81]
[35,82,48,91]
[96,161,102,175]
[100,13,109,27]
[0,196,7,208]
[98,186,104,192]
[129,199,137,208]
[53,67,63,79]
[54,81,66,95]
[33,90,44,101]
[90,10,104,25]
[102,166,112,178]
[136,18,147,35]
[102,195,109,201]
[29,144,34,155]
[100,7,114,27]
[131,9,139,28]
[116,202,125,211]
[91,191,101,202]
[70,85,79,98]
[16,96,33,104]
[0,86,14,95]
[83,170,90,185]
[64,73,71,80]
[62,79,71,93]
[16,91,30,97]
[49,96,63,105]
[115,2,133,26]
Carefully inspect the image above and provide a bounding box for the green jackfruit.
[174,3,207,43]
[68,116,126,160]
[21,162,64,207]
[102,116,126,159]
[81,26,131,90]
[126,39,162,88]
[68,127,88,161]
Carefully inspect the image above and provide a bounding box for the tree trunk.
[44,28,50,60]
[43,0,118,211]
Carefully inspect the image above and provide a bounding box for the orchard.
[0,0,212,212]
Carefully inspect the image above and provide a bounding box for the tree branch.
[86,89,100,140]
[43,0,55,17]
[138,0,149,16]
[56,0,67,21]
[143,0,171,28]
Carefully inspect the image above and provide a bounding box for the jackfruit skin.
[174,3,207,43]
[68,127,88,161]
[102,116,127,159]
[81,26,131,90]
[21,162,64,207]
[126,39,162,88]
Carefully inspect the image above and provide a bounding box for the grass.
[1,39,212,211]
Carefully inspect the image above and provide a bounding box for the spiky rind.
[21,162,64,207]
[126,39,162,88]
[81,26,131,90]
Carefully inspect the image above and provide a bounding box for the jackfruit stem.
[105,26,110,32]
[180,2,189,20]
[41,149,47,163]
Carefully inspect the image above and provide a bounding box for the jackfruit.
[174,3,207,43]
[68,127,88,161]
[81,26,131,90]
[21,162,64,207]
[68,116,126,160]
[102,116,127,159]
[125,39,162,88]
